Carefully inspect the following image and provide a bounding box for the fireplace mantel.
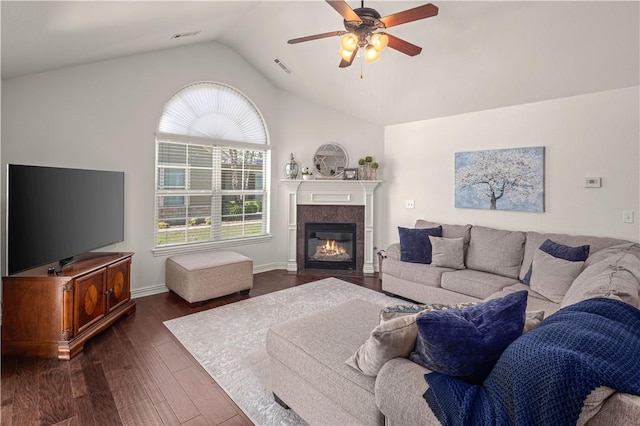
[282,179,381,273]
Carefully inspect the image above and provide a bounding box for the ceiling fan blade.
[386,34,422,56]
[326,0,362,23]
[379,3,438,28]
[339,50,357,68]
[288,30,345,44]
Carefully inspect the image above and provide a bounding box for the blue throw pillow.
[410,290,528,384]
[522,239,590,285]
[398,226,442,264]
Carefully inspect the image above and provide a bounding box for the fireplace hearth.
[304,223,357,270]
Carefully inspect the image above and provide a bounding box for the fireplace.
[304,223,357,270]
[283,180,380,273]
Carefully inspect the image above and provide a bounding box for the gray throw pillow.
[429,236,466,270]
[466,226,526,279]
[530,249,585,303]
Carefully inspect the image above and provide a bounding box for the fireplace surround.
[282,179,380,273]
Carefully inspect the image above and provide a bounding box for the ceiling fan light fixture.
[340,33,359,51]
[338,48,357,61]
[370,33,389,51]
[364,44,381,63]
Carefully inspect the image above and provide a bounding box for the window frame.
[153,83,271,256]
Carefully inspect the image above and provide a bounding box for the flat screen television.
[7,164,125,275]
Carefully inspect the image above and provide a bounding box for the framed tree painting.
[455,146,545,212]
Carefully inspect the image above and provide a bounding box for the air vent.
[274,58,293,74]
[171,30,201,40]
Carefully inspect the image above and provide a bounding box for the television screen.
[7,164,124,275]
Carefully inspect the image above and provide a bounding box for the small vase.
[359,165,367,180]
[302,174,313,180]
[370,169,378,180]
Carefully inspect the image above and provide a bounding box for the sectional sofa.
[266,220,640,425]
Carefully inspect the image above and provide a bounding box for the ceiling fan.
[287,0,438,68]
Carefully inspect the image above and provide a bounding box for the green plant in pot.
[370,161,379,179]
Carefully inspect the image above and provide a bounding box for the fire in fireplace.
[304,223,357,270]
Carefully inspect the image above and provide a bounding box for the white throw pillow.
[524,310,545,333]
[530,249,585,303]
[345,313,419,377]
[429,236,466,270]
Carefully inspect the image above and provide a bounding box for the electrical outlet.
[405,200,415,209]
[623,210,634,223]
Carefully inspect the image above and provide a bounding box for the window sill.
[152,235,272,257]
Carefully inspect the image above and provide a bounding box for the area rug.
[164,277,403,425]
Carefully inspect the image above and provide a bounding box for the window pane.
[157,197,186,223]
[189,168,212,190]
[187,195,212,218]
[158,168,185,190]
[222,195,243,218]
[245,171,263,190]
[188,145,212,167]
[158,142,187,165]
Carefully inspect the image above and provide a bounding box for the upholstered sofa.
[266,220,640,425]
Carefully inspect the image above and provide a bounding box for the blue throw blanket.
[424,298,640,426]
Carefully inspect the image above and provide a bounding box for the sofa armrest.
[375,358,439,426]
[586,392,640,426]
[386,243,401,260]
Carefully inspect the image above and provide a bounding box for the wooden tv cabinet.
[2,252,136,360]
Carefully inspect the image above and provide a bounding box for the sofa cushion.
[530,249,585,303]
[416,221,472,244]
[519,231,628,282]
[430,236,466,270]
[416,220,472,256]
[561,244,640,309]
[441,269,520,299]
[410,291,528,384]
[522,239,590,284]
[486,284,561,316]
[398,226,443,264]
[466,226,525,279]
[382,257,453,288]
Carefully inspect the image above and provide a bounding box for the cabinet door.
[106,258,131,313]
[74,269,106,335]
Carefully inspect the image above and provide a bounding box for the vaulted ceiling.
[2,1,639,126]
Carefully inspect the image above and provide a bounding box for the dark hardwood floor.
[1,270,381,426]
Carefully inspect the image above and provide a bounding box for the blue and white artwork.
[455,147,545,212]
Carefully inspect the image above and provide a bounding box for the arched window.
[154,82,270,250]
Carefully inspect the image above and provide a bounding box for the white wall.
[384,87,640,246]
[1,41,384,294]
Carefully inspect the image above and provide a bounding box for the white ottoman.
[165,250,253,303]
